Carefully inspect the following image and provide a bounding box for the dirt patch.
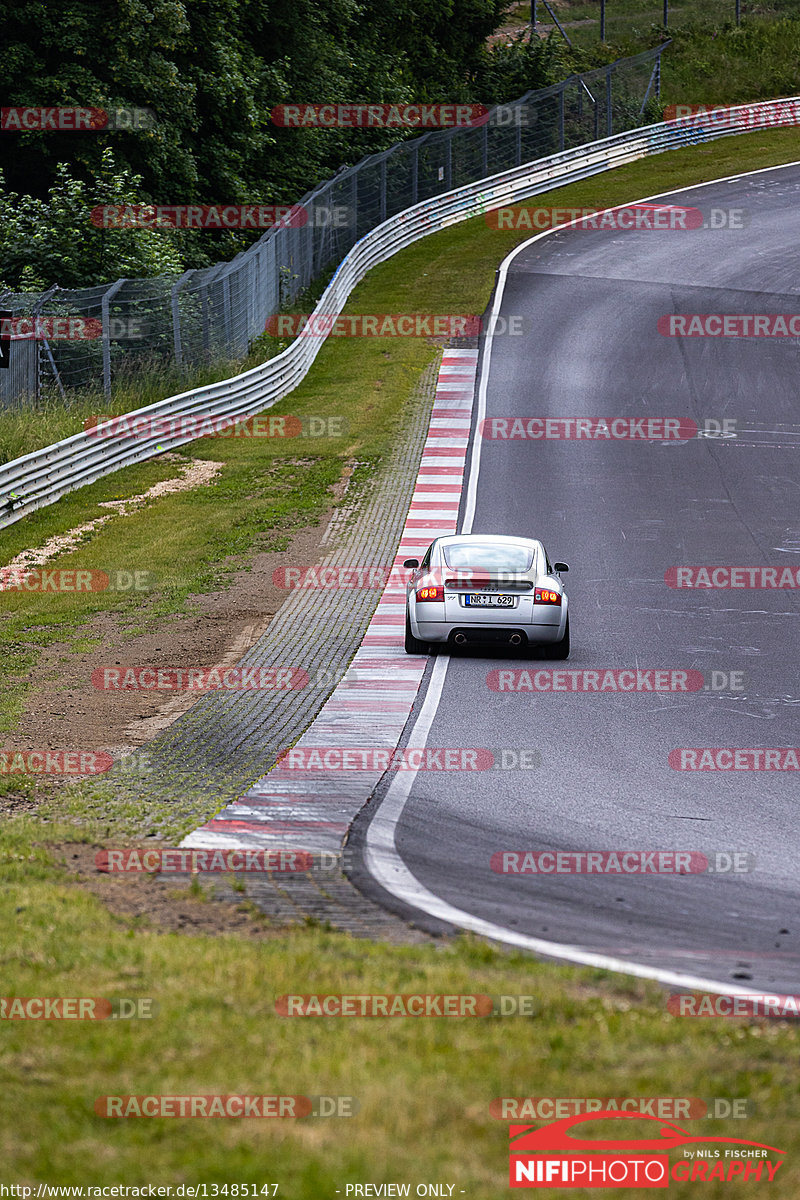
[54,842,289,937]
[0,789,41,817]
[1,456,223,582]
[4,506,336,766]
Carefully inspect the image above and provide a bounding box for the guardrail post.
[101,278,126,400]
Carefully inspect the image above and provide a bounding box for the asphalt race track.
[361,164,800,994]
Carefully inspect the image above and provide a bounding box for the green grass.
[4,126,800,738]
[518,0,800,110]
[1,814,800,1192]
[4,127,800,1191]
[0,359,245,467]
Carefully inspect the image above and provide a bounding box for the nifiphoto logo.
[508,1111,785,1187]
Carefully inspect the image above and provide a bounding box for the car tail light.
[416,585,444,602]
[535,587,561,605]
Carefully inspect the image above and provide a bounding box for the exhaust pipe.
[453,632,468,646]
[508,633,523,646]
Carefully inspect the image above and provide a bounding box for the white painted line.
[364,166,800,993]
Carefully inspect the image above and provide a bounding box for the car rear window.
[443,543,534,572]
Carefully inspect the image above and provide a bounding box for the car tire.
[405,611,429,655]
[545,615,570,660]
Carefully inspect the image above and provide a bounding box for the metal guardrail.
[2,97,797,531]
[1,46,666,407]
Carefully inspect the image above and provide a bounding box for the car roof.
[435,534,543,548]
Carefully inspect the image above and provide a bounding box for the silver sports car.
[403,534,569,657]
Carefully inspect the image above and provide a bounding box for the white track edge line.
[366,161,800,997]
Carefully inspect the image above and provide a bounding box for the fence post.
[222,272,232,352]
[0,45,672,409]
[171,270,193,368]
[101,278,126,399]
[606,68,613,136]
[380,157,387,223]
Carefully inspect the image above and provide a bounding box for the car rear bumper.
[414,619,564,645]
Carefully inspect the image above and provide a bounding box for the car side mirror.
[403,558,419,568]
[554,562,569,573]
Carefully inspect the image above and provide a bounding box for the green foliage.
[0,148,184,289]
[0,0,567,247]
[471,27,572,98]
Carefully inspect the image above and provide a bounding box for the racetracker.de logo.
[664,101,800,129]
[270,103,488,127]
[92,666,313,691]
[91,205,307,229]
[0,750,112,776]
[0,568,153,593]
[0,997,154,1019]
[666,566,800,588]
[0,316,104,341]
[485,204,702,231]
[668,992,800,1018]
[272,565,409,589]
[276,747,496,770]
[265,314,485,338]
[95,848,320,873]
[0,107,155,131]
[492,1098,746,1120]
[669,748,800,771]
[659,314,800,337]
[84,414,344,440]
[276,994,535,1015]
[96,1095,309,1118]
[487,668,704,693]
[492,850,753,874]
[508,1111,785,1187]
[479,417,697,440]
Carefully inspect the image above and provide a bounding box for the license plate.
[464,594,515,607]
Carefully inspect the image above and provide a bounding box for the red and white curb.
[182,349,478,853]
